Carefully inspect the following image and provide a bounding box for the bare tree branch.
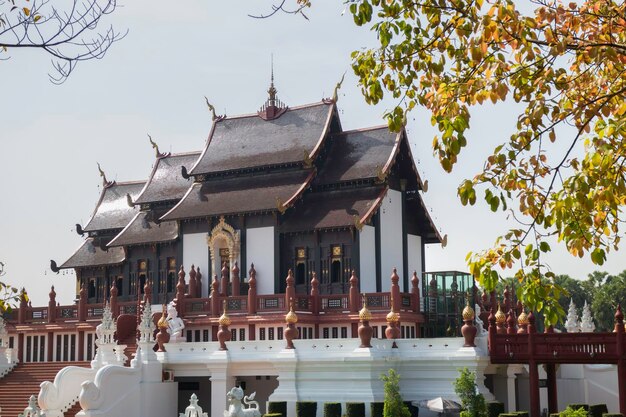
[0,0,124,82]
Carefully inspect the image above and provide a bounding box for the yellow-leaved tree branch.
[283,0,626,325]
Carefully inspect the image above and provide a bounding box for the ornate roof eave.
[51,238,126,273]
[134,150,201,205]
[354,186,389,231]
[106,211,180,248]
[399,127,425,190]
[306,102,339,165]
[82,179,145,233]
[280,169,317,212]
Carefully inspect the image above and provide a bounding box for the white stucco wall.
[359,225,377,293]
[380,189,403,291]
[246,226,275,295]
[407,234,422,293]
[183,232,210,297]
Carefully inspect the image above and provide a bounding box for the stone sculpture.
[223,386,261,417]
[180,393,208,417]
[564,299,580,333]
[580,300,596,333]
[166,301,185,342]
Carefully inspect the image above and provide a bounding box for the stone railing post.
[210,275,220,316]
[78,283,87,322]
[196,267,203,299]
[143,277,152,305]
[349,270,359,313]
[17,288,28,324]
[220,262,229,296]
[248,264,257,315]
[176,266,186,317]
[110,283,119,318]
[410,271,420,313]
[285,270,295,310]
[188,265,197,299]
[48,286,57,323]
[231,262,240,297]
[310,272,320,315]
[390,268,401,313]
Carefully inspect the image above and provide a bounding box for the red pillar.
[78,284,87,322]
[528,312,540,417]
[210,275,220,316]
[47,331,54,362]
[411,271,420,313]
[220,262,229,296]
[546,363,558,413]
[615,305,626,416]
[77,331,85,361]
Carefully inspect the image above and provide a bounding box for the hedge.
[371,402,384,417]
[569,404,589,412]
[488,402,505,417]
[404,401,419,417]
[515,411,529,417]
[346,402,365,417]
[324,402,342,417]
[589,405,609,417]
[264,414,282,417]
[602,414,623,417]
[268,402,287,417]
[296,401,317,417]
[549,413,561,417]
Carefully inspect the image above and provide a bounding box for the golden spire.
[495,303,506,325]
[219,299,231,326]
[157,304,168,329]
[285,297,298,324]
[517,308,529,326]
[462,298,475,321]
[268,54,277,106]
[386,295,399,323]
[359,294,372,321]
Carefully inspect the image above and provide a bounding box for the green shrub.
[455,368,488,417]
[589,405,609,417]
[324,402,342,417]
[381,369,411,417]
[296,401,317,417]
[561,406,589,417]
[568,405,590,412]
[549,413,561,417]
[268,402,287,417]
[404,401,419,417]
[346,403,365,417]
[371,402,384,417]
[602,414,623,417]
[498,414,518,417]
[515,411,529,417]
[264,414,282,417]
[487,401,504,417]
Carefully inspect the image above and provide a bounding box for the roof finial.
[97,163,109,187]
[204,96,218,121]
[331,72,346,102]
[268,54,277,106]
[148,134,161,158]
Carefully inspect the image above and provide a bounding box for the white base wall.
[160,336,493,417]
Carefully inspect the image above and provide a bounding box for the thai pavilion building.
[0,83,493,417]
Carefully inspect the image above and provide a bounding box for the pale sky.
[1,1,624,306]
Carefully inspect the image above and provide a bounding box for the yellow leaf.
[34,15,41,22]
[23,7,30,16]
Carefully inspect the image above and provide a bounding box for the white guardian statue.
[166,301,185,342]
[224,386,261,417]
